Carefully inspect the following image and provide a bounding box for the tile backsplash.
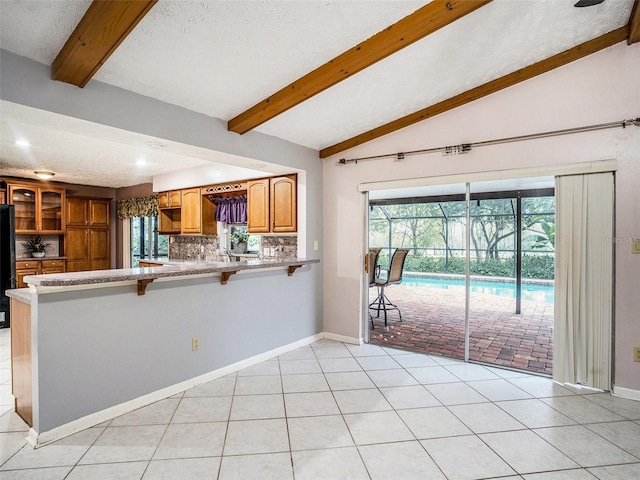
[169,235,219,260]
[168,234,298,260]
[260,235,297,259]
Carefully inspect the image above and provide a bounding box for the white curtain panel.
[553,172,614,390]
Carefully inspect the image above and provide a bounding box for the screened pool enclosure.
[368,189,555,374]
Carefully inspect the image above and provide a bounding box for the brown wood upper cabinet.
[181,187,216,235]
[158,188,216,235]
[8,183,65,233]
[158,190,181,209]
[247,174,297,234]
[66,197,110,227]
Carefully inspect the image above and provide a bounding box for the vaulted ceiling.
[0,0,638,187]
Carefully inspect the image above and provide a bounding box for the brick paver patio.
[369,283,554,375]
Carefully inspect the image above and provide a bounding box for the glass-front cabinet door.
[40,189,64,232]
[9,185,65,233]
[10,185,37,232]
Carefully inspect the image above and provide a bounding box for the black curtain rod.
[338,117,640,165]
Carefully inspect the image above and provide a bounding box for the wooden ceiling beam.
[228,0,492,135]
[628,0,640,44]
[52,0,157,88]
[320,27,628,159]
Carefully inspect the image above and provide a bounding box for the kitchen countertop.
[16,256,67,261]
[6,288,31,304]
[139,256,258,265]
[23,257,320,288]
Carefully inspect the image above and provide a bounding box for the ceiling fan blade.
[574,0,605,7]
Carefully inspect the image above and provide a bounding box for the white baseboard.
[29,332,323,448]
[323,332,362,345]
[613,386,640,401]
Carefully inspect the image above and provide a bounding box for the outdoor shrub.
[404,253,554,280]
[470,258,514,277]
[522,254,555,280]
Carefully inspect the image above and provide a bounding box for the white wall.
[323,42,640,392]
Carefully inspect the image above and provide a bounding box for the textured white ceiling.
[257,0,634,149]
[92,0,427,121]
[0,101,282,188]
[0,0,635,187]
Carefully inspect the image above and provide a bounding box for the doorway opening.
[367,181,555,375]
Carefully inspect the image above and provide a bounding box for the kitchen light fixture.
[145,141,167,149]
[34,170,55,180]
[15,140,30,147]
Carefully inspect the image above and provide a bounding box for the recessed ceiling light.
[145,141,167,149]
[137,158,148,166]
[15,140,30,147]
[34,170,55,180]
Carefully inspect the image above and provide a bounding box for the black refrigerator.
[0,205,16,328]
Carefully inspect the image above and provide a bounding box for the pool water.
[402,275,554,304]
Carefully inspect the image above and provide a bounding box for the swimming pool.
[402,275,554,304]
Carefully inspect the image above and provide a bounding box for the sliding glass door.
[367,179,555,374]
[466,184,555,374]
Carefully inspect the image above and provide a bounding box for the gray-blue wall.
[35,267,320,431]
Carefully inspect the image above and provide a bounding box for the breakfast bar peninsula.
[8,257,320,447]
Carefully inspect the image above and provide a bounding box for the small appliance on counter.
[0,205,16,328]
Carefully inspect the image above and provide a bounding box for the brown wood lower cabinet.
[16,259,66,288]
[65,227,110,272]
[139,261,164,267]
[15,261,38,289]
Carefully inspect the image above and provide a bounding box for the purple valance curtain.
[213,195,247,223]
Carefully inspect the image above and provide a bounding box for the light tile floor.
[1,329,640,479]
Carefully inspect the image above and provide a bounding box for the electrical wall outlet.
[313,240,319,251]
[632,238,640,255]
[192,337,200,351]
[634,347,640,362]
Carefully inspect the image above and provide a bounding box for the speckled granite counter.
[23,258,319,288]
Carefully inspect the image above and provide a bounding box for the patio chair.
[368,248,382,329]
[369,248,410,327]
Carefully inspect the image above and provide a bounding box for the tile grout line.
[276,354,296,480]
[312,341,375,479]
